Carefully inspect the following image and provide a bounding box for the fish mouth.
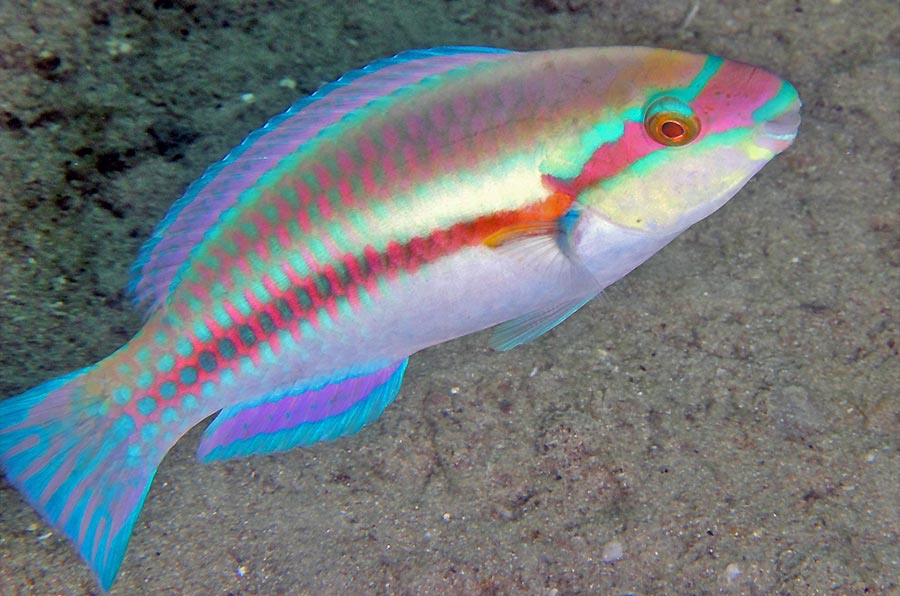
[762,107,802,141]
[756,97,802,155]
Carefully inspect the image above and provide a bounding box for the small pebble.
[601,539,623,562]
[724,562,741,583]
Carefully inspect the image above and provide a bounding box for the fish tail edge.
[0,366,159,590]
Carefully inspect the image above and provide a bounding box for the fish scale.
[0,46,800,589]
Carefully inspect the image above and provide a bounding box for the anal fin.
[198,360,408,462]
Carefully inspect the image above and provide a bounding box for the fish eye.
[644,97,700,147]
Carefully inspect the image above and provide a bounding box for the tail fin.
[0,368,161,590]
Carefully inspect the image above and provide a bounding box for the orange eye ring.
[643,96,701,147]
[646,112,700,146]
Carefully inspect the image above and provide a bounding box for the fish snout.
[755,84,802,155]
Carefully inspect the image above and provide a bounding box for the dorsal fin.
[127,47,514,315]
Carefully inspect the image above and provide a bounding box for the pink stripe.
[315,193,333,221]
[693,62,783,134]
[564,121,661,194]
[313,163,332,192]
[222,300,242,325]
[355,161,374,195]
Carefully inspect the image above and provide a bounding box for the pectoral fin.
[489,295,595,351]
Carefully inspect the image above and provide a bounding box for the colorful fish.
[0,46,800,589]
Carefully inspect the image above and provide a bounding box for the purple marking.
[196,361,404,458]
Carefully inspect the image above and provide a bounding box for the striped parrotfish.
[0,46,800,589]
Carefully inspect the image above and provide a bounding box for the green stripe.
[753,81,799,123]
[602,127,752,188]
[678,55,723,102]
[547,56,724,180]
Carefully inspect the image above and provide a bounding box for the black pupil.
[661,120,685,139]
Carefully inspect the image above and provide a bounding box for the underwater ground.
[0,1,897,594]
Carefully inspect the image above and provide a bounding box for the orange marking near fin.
[481,192,574,248]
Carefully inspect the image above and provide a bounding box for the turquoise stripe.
[679,55,723,101]
[549,57,724,179]
[605,126,752,182]
[753,80,800,123]
[550,106,642,179]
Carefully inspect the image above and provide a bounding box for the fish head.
[540,48,800,285]
[545,48,801,237]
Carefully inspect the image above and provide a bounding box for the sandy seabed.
[0,1,897,594]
